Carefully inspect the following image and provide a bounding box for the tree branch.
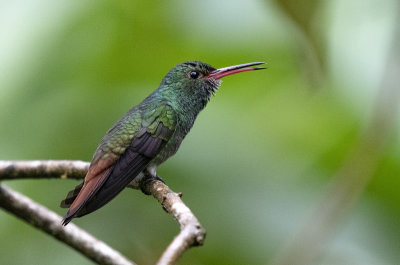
[0,184,135,265]
[143,180,206,265]
[0,160,89,180]
[0,160,206,265]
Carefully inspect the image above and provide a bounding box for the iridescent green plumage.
[61,61,265,225]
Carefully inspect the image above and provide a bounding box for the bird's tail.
[60,182,84,208]
[62,211,74,226]
[60,182,84,225]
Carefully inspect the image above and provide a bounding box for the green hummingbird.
[61,61,265,225]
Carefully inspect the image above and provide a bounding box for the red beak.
[208,62,266,79]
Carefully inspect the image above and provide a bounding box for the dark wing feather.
[61,114,175,225]
[62,158,114,225]
[75,134,164,218]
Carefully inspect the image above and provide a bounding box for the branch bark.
[0,184,135,265]
[0,160,89,180]
[0,160,206,265]
[143,180,206,265]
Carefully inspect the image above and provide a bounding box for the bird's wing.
[61,104,176,225]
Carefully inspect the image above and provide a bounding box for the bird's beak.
[208,62,266,80]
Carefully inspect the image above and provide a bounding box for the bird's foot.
[139,174,165,195]
[153,175,165,183]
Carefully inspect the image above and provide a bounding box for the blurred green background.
[1,0,399,264]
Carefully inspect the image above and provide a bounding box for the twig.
[0,160,137,189]
[0,160,89,180]
[0,160,206,265]
[142,180,206,265]
[0,184,135,265]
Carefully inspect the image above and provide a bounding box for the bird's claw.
[139,175,165,195]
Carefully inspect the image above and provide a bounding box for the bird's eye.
[189,71,200,79]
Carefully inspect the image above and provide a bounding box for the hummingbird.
[60,61,265,225]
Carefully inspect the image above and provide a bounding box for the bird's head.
[160,61,265,100]
[156,61,265,115]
